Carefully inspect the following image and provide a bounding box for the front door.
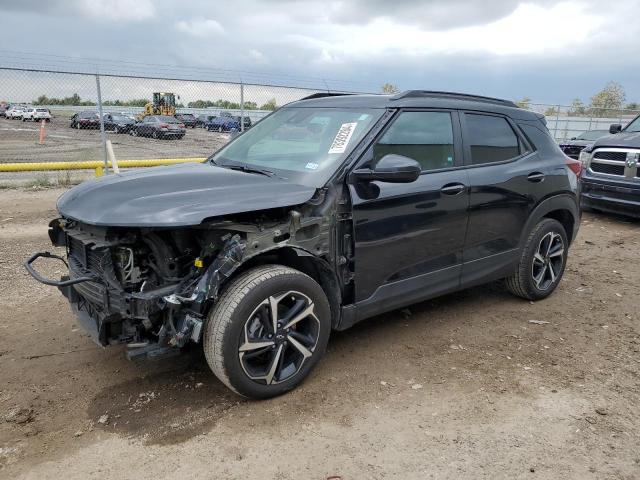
[349,110,469,318]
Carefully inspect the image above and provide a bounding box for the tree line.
[31,93,278,111]
[515,81,638,117]
[380,81,638,118]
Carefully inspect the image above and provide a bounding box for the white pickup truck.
[22,107,52,122]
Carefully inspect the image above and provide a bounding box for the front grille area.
[593,151,628,162]
[561,146,583,159]
[590,163,626,176]
[589,148,640,179]
[69,256,107,308]
[67,234,124,312]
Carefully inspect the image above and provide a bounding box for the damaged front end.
[25,200,337,360]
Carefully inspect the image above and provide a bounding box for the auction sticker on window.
[328,122,357,154]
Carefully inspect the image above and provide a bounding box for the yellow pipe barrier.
[0,157,207,177]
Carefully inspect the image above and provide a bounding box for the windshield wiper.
[226,164,275,177]
[213,159,275,177]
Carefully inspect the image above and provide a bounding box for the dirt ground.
[0,116,228,164]
[0,187,639,480]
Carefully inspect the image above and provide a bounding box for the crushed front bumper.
[24,251,184,347]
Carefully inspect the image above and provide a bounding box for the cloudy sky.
[0,0,639,105]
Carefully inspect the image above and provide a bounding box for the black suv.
[26,91,581,399]
[580,115,640,217]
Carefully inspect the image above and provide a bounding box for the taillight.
[159,123,169,129]
[566,157,582,178]
[178,123,185,128]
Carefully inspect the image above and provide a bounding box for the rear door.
[350,109,469,316]
[459,112,548,286]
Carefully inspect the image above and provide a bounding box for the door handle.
[440,183,466,195]
[527,172,545,182]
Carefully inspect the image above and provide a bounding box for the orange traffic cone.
[39,119,46,145]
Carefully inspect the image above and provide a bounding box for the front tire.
[505,218,568,300]
[203,265,331,399]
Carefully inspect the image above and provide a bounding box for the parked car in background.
[580,115,640,217]
[103,113,135,133]
[196,114,217,128]
[27,90,581,399]
[129,115,186,139]
[558,129,608,159]
[70,111,100,129]
[204,115,240,132]
[114,112,136,121]
[5,105,27,119]
[22,107,52,122]
[0,104,9,116]
[175,113,197,128]
[220,111,252,129]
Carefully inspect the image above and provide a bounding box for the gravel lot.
[0,116,228,164]
[0,188,639,479]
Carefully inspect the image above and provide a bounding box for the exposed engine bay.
[39,194,345,360]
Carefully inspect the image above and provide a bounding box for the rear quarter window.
[464,113,522,164]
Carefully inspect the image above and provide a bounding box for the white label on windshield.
[305,162,319,170]
[328,122,357,154]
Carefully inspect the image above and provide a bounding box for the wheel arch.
[519,194,579,249]
[232,246,342,329]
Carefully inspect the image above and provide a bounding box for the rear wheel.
[204,265,331,399]
[505,218,568,300]
[152,130,159,139]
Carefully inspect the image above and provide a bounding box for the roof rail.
[390,90,517,107]
[299,92,356,101]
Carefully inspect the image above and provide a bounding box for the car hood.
[591,131,640,149]
[57,162,316,227]
[559,139,590,147]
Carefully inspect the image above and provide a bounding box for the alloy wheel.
[531,231,564,291]
[238,291,320,385]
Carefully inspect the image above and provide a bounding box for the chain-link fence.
[528,103,640,142]
[1,66,639,175]
[0,67,354,173]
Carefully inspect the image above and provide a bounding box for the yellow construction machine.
[138,92,177,120]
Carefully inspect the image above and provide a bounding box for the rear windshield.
[36,109,48,112]
[178,114,195,119]
[156,115,179,123]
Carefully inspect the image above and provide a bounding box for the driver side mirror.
[609,124,622,134]
[349,154,422,184]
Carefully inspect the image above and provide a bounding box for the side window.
[374,111,455,171]
[464,113,522,164]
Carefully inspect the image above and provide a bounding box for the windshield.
[624,115,640,133]
[179,114,195,119]
[576,130,607,141]
[111,115,129,121]
[210,107,383,187]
